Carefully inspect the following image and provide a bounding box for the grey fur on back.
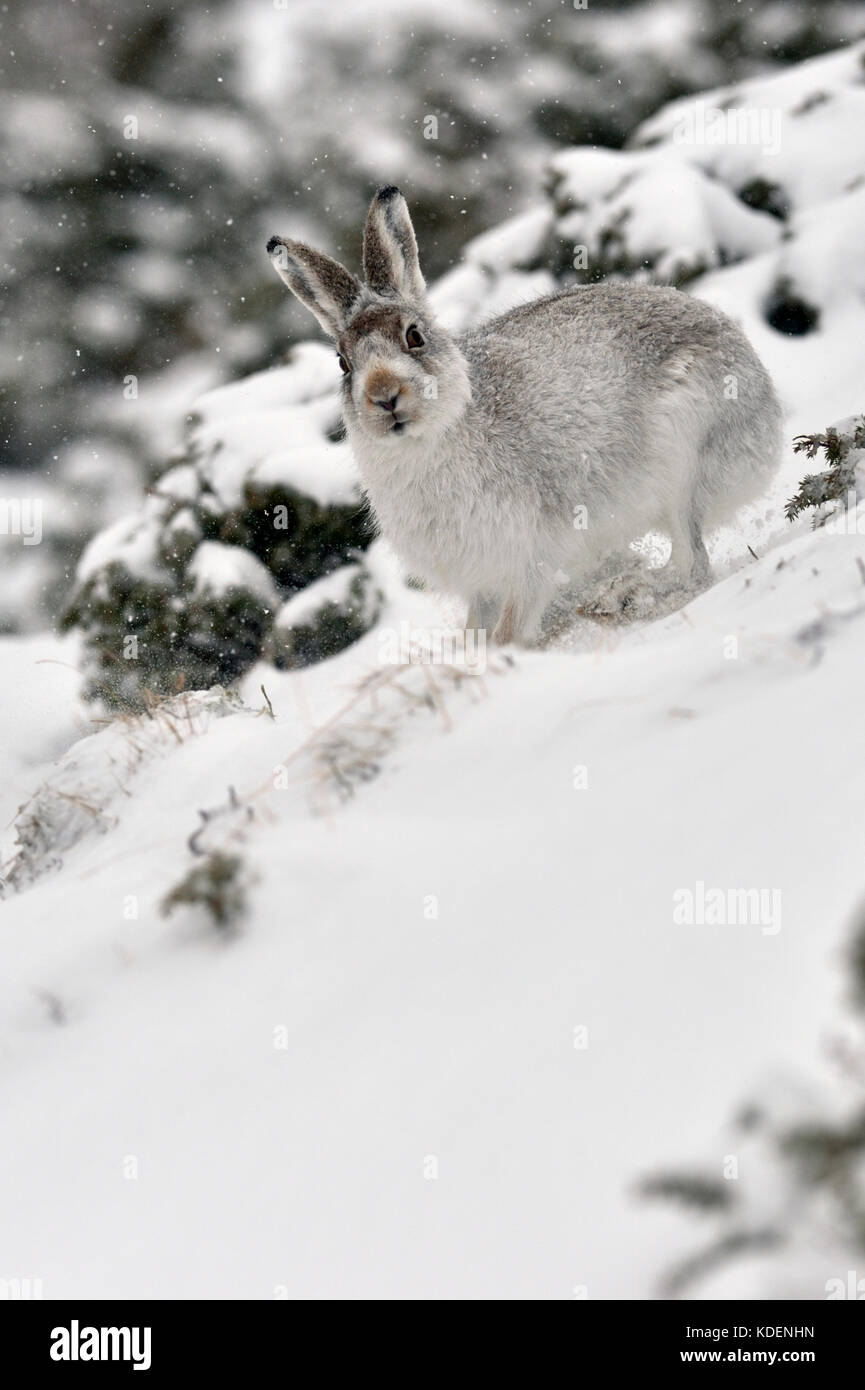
[267,188,782,644]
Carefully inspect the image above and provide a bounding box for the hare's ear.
[266,237,360,338]
[363,186,426,299]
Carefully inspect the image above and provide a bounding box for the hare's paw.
[651,562,703,605]
[582,565,658,620]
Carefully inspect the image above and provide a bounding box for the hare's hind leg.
[667,505,710,588]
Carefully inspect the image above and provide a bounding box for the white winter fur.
[267,187,783,643]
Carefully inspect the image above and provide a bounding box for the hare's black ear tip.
[376,185,401,202]
[266,235,282,255]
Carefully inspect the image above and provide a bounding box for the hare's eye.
[405,325,425,350]
[337,354,350,374]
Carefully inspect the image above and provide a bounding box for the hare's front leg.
[465,594,500,637]
[492,575,549,647]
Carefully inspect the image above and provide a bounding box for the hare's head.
[267,187,469,447]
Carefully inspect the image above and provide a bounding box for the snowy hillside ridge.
[0,687,246,894]
[65,39,865,707]
[441,37,865,304]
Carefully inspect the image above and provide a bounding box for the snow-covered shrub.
[267,563,383,672]
[63,353,374,707]
[546,147,782,286]
[785,416,865,523]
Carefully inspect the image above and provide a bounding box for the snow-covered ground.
[3,513,865,1298]
[2,40,865,1299]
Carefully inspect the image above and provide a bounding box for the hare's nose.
[370,391,400,413]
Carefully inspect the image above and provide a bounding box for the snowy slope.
[3,514,865,1298]
[2,41,865,1300]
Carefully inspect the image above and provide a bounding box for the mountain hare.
[267,186,782,644]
